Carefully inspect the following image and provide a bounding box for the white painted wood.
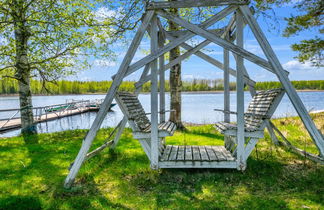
[223,129,264,138]
[235,10,245,170]
[243,138,258,161]
[112,6,238,79]
[223,33,231,149]
[159,160,237,168]
[240,5,324,156]
[156,9,289,76]
[150,15,159,169]
[111,64,152,149]
[223,39,230,123]
[63,11,155,188]
[139,139,151,161]
[158,32,166,123]
[110,117,128,149]
[147,0,248,9]
[166,28,223,37]
[137,33,256,88]
[232,52,280,145]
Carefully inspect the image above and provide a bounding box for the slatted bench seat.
[214,88,285,139]
[115,91,177,139]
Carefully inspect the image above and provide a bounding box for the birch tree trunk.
[168,2,185,130]
[13,0,36,135]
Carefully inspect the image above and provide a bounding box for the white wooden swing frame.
[64,1,324,188]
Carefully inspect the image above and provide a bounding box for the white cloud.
[94,59,117,67]
[282,60,322,71]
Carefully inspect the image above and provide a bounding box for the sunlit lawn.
[0,114,323,209]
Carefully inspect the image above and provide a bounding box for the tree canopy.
[254,0,323,67]
[0,0,140,81]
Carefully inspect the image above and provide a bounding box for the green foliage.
[1,79,324,95]
[0,115,323,209]
[254,0,323,67]
[283,0,323,67]
[0,0,132,80]
[291,38,324,67]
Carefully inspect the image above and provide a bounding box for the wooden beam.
[235,10,245,170]
[111,6,238,79]
[150,15,159,169]
[63,11,155,189]
[159,32,166,123]
[239,5,324,156]
[156,9,289,76]
[243,138,258,161]
[166,28,224,37]
[224,38,230,123]
[134,36,256,89]
[147,0,249,9]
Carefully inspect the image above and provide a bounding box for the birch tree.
[0,0,134,135]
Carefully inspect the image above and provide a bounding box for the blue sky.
[72,3,324,82]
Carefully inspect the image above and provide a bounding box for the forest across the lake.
[1,79,324,95]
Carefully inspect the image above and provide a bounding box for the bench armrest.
[214,108,237,115]
[145,109,176,115]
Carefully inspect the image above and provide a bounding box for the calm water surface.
[1,91,324,137]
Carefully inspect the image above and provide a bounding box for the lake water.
[1,91,324,138]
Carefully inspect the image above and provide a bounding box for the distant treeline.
[0,78,324,95]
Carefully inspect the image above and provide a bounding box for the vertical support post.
[223,35,230,123]
[235,10,245,170]
[159,32,166,123]
[150,14,159,169]
[223,33,231,149]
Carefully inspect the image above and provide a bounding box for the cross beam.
[147,0,249,9]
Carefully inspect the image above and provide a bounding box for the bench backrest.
[244,88,285,131]
[115,92,151,131]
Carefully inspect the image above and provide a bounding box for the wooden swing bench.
[115,91,237,168]
[214,88,285,154]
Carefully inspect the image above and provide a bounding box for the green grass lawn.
[0,114,323,209]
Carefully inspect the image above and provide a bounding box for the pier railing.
[0,99,104,130]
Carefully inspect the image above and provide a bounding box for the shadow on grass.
[1,127,323,209]
[0,131,130,209]
[0,196,42,210]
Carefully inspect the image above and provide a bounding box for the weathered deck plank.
[169,146,179,161]
[199,146,209,161]
[205,146,218,161]
[160,145,172,161]
[177,146,185,160]
[192,146,201,161]
[185,146,193,160]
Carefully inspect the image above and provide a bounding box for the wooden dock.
[0,100,115,133]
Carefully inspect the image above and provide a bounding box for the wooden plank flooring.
[160,145,235,162]
[0,107,98,132]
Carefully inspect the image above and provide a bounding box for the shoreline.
[1,89,324,97]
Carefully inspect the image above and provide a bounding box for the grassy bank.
[0,114,323,209]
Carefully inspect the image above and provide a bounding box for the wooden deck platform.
[159,145,237,168]
[0,107,99,133]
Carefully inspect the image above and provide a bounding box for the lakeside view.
[0,0,323,209]
[1,91,324,138]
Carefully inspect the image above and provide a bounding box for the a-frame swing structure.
[64,0,324,188]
